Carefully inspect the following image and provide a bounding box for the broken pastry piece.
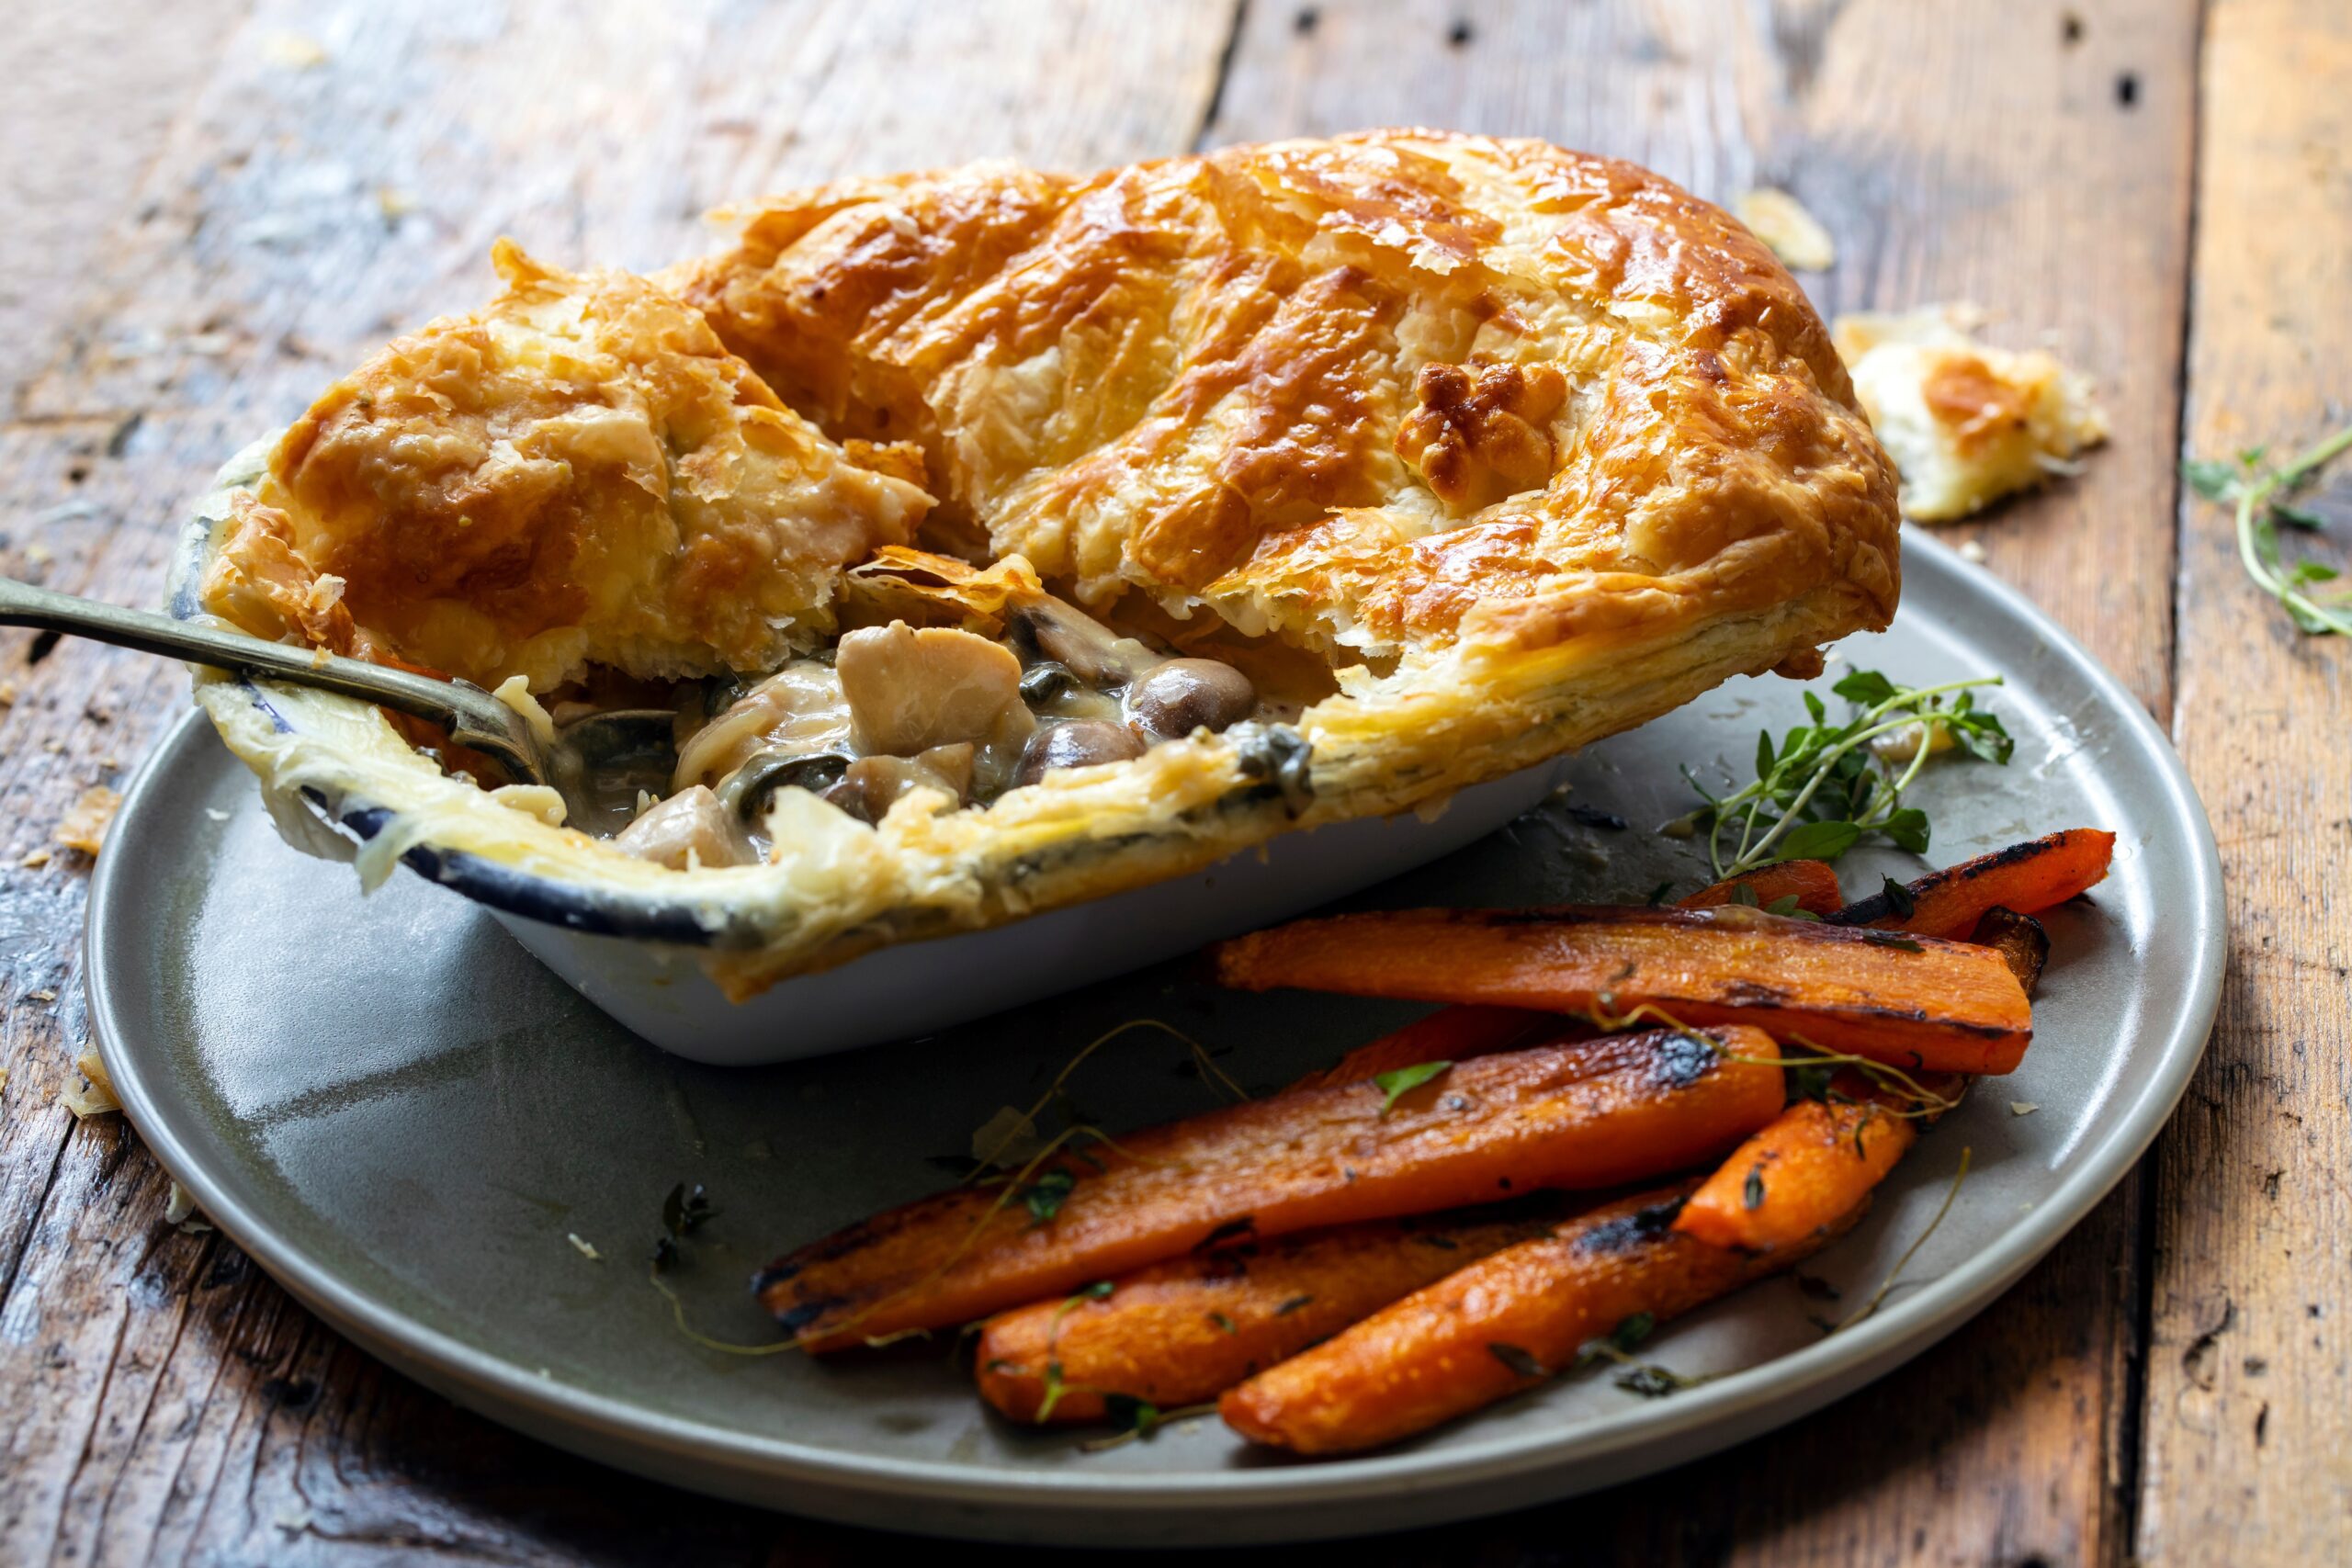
[1735,188,1836,273]
[1835,307,2108,523]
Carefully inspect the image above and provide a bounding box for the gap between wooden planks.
[2142,1,2352,1562]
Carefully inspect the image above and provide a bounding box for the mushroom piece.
[673,661,853,794]
[613,785,751,870]
[724,749,855,820]
[1012,719,1148,788]
[1011,596,1163,688]
[1125,658,1257,738]
[821,743,976,823]
[835,622,1032,757]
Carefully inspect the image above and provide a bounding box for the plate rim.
[91,527,2225,1540]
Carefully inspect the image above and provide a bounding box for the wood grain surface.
[0,1,2338,1563]
[2141,0,2352,1561]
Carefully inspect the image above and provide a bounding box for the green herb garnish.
[1488,1342,1549,1380]
[1102,1393,1159,1435]
[1569,1313,1703,1397]
[1207,1311,1238,1336]
[662,1181,718,1236]
[1274,1294,1315,1316]
[1571,1312,1657,1371]
[1682,671,2011,878]
[1879,874,1917,919]
[2184,424,2352,634]
[1614,1363,1705,1398]
[1372,1060,1452,1116]
[1836,1147,1973,1330]
[651,1179,718,1271]
[1789,1061,1836,1103]
[1021,1169,1078,1227]
[1742,1166,1767,1211]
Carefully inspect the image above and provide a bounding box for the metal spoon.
[0,575,675,792]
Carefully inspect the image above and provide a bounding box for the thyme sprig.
[1836,1146,1973,1330]
[1679,671,2012,879]
[2184,423,2352,635]
[1077,1400,1221,1453]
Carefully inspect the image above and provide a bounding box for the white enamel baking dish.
[167,446,1566,1065]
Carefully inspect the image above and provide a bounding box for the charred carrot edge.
[756,1026,1786,1349]
[1214,906,2033,1076]
[1830,829,2116,940]
[1680,860,1845,918]
[974,1202,1566,1423]
[1218,1181,1866,1454]
[1971,907,2050,993]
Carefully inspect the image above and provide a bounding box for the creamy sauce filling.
[585,591,1281,871]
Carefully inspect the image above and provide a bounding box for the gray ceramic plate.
[91,531,2222,1546]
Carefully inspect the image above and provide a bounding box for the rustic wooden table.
[2,1,2343,1562]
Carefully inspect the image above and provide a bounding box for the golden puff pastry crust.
[668,130,1896,664]
[205,241,933,692]
[187,131,1901,994]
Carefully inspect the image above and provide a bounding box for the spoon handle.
[0,576,545,784]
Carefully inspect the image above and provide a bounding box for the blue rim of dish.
[105,525,2231,1537]
[169,493,729,947]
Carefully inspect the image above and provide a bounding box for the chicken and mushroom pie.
[187,130,1900,997]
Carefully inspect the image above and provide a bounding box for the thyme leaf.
[662,1181,717,1237]
[1879,874,1917,919]
[1021,1168,1077,1227]
[1488,1342,1549,1380]
[1372,1060,1453,1116]
[1615,1363,1705,1397]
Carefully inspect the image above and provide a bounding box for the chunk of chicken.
[835,622,1033,757]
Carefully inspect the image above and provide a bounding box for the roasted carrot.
[1830,828,2115,940]
[1680,860,1845,918]
[1676,883,2048,1253]
[974,1203,1563,1423]
[1671,1063,1962,1253]
[756,1026,1785,1349]
[1219,1182,1865,1453]
[1215,906,2033,1075]
[1292,874,1828,1091]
